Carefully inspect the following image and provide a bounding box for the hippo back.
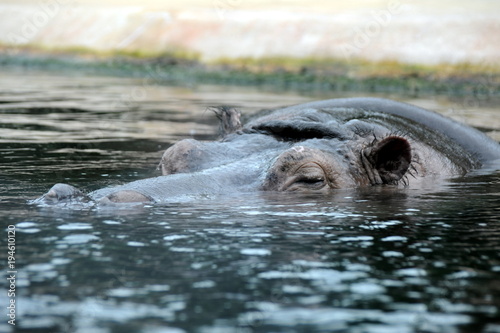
[277,97,500,165]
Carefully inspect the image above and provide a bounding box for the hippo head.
[152,106,414,199]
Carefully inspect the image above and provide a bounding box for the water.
[1,69,500,333]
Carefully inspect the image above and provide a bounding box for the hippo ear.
[362,136,411,185]
[210,106,243,137]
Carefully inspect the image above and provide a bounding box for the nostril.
[45,189,58,199]
[160,139,202,176]
[37,183,86,205]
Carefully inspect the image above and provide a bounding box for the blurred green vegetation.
[1,44,498,97]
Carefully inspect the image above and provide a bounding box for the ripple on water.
[16,295,182,331]
[24,263,58,281]
[192,280,216,289]
[204,228,272,239]
[107,287,138,298]
[127,241,147,247]
[292,260,335,268]
[338,235,374,242]
[395,268,428,277]
[142,326,187,333]
[57,223,93,230]
[58,234,100,245]
[169,247,196,253]
[240,248,271,256]
[16,221,38,228]
[51,258,72,265]
[359,220,403,230]
[240,307,471,332]
[15,221,41,233]
[382,251,405,257]
[243,210,362,219]
[102,219,122,225]
[25,263,55,271]
[258,268,366,292]
[163,234,190,241]
[381,236,409,242]
[350,282,386,295]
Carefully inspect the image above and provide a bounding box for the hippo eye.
[262,147,339,192]
[291,163,329,190]
[296,176,325,185]
[293,174,327,190]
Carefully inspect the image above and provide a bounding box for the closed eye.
[295,176,325,185]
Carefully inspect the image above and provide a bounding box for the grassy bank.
[1,45,499,97]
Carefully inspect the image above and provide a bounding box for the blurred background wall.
[1,0,499,66]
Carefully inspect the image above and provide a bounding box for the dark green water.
[1,69,500,333]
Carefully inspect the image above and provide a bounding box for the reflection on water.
[0,69,499,333]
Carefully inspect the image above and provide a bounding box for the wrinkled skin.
[35,98,500,206]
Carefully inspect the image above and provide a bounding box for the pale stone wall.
[1,0,499,65]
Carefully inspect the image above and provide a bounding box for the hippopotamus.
[36,97,500,206]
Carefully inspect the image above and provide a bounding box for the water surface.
[1,69,500,333]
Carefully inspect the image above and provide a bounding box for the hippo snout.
[98,190,153,205]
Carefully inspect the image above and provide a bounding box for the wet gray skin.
[36,97,500,206]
